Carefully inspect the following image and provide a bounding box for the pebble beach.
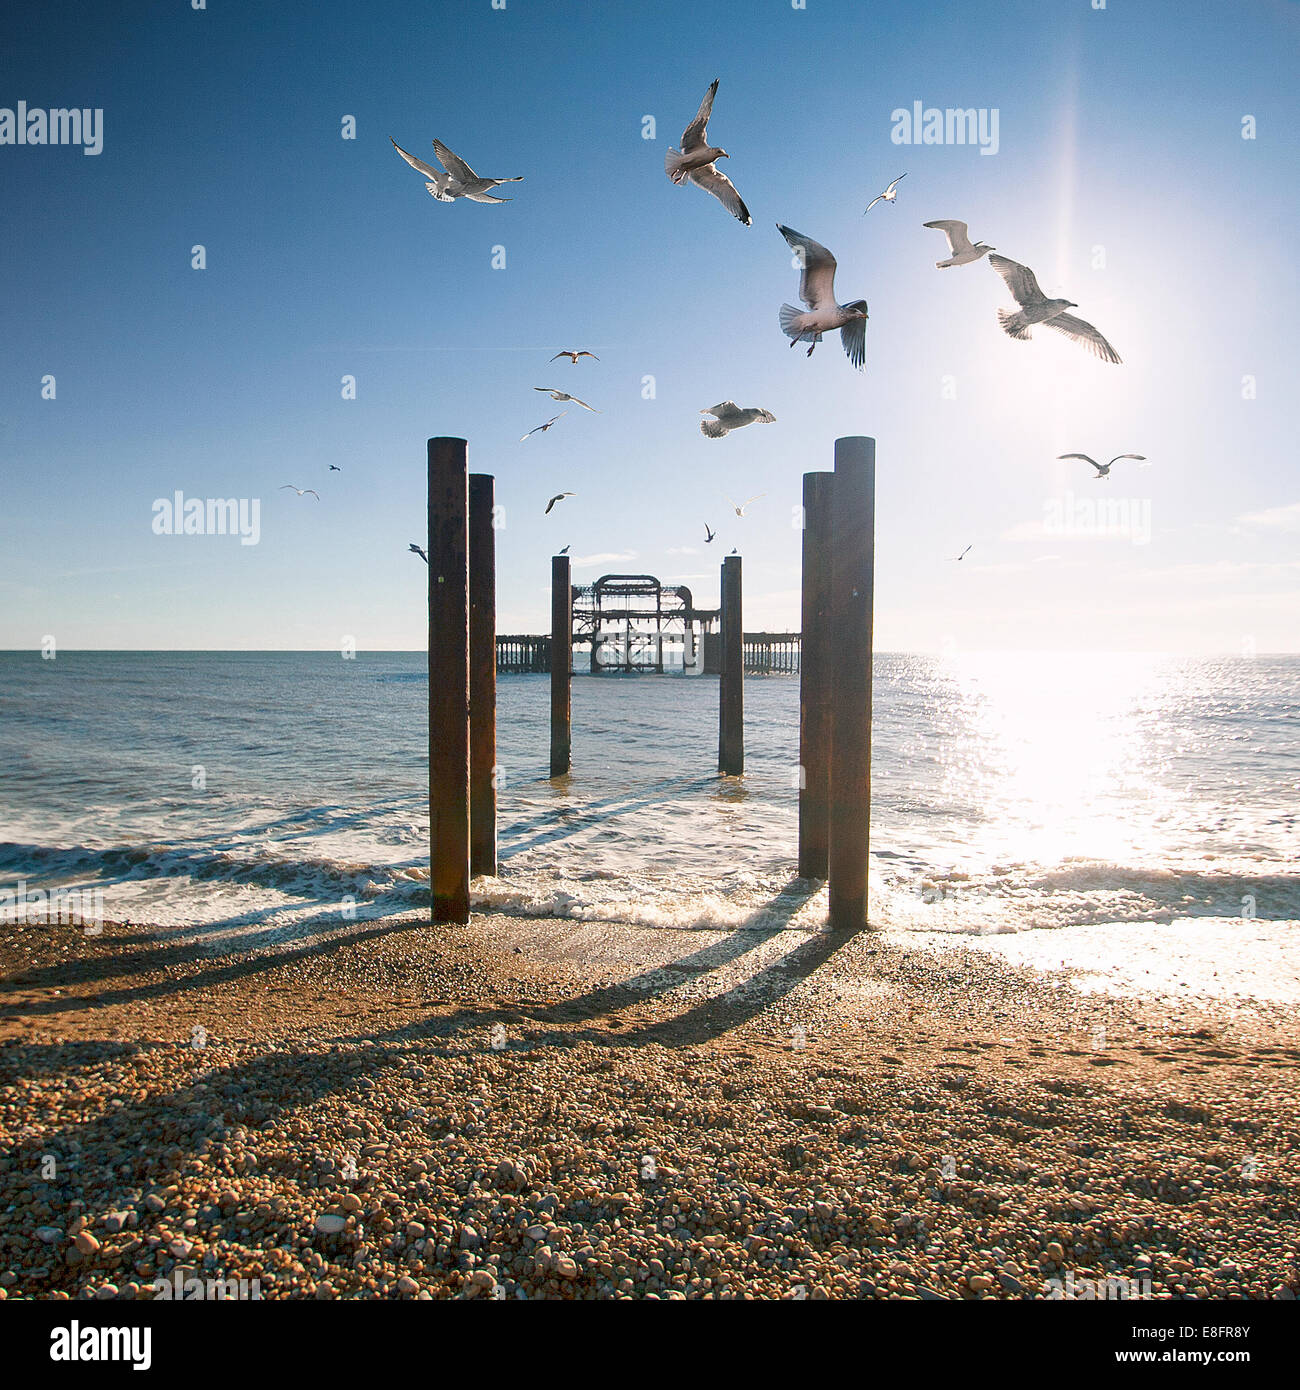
[2,910,1297,1301]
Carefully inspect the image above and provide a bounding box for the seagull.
[664,79,751,225]
[559,545,570,554]
[864,174,907,213]
[1057,452,1147,480]
[279,485,320,499]
[704,524,716,544]
[545,492,575,515]
[923,220,995,268]
[329,464,341,471]
[390,137,523,203]
[988,254,1121,364]
[948,545,973,562]
[776,225,868,370]
[534,387,599,412]
[728,494,765,517]
[550,350,599,364]
[521,413,567,440]
[699,401,776,438]
[409,543,429,563]
[730,548,738,555]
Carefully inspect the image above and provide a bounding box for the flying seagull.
[328,464,342,471]
[521,413,567,440]
[728,493,765,517]
[988,254,1121,364]
[699,401,776,438]
[550,350,599,364]
[664,79,752,226]
[409,543,429,563]
[776,225,868,369]
[923,220,995,268]
[559,544,570,554]
[279,485,320,499]
[948,545,973,562]
[704,523,716,544]
[864,174,907,213]
[1057,452,1147,479]
[534,387,599,412]
[545,492,575,515]
[390,137,523,203]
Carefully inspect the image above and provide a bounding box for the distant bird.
[329,464,341,471]
[550,350,599,364]
[776,225,868,370]
[699,401,776,438]
[730,548,738,555]
[923,220,995,268]
[559,544,570,554]
[534,387,599,412]
[1057,452,1147,479]
[545,492,575,515]
[664,79,751,225]
[864,174,907,213]
[390,137,523,203]
[704,523,716,544]
[948,545,973,562]
[279,485,320,499]
[728,494,765,517]
[409,543,429,563]
[988,254,1121,364]
[521,413,567,440]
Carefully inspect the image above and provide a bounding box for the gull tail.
[700,418,728,439]
[997,308,1032,340]
[779,303,811,341]
[664,147,689,183]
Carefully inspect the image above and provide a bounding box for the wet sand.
[1,909,1297,1300]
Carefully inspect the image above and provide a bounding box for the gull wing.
[1043,312,1122,364]
[885,174,907,194]
[689,164,751,225]
[988,254,1047,307]
[923,219,973,256]
[1057,453,1101,470]
[391,138,446,181]
[840,310,867,371]
[463,189,512,203]
[432,140,478,183]
[1109,454,1147,465]
[706,401,741,420]
[681,79,718,152]
[777,225,838,310]
[565,395,599,412]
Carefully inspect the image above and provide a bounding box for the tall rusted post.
[550,555,572,776]
[428,437,471,924]
[799,471,834,879]
[468,473,497,877]
[827,437,876,930]
[718,554,744,775]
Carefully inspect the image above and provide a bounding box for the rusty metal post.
[718,554,744,774]
[827,437,875,929]
[550,555,572,775]
[799,471,834,879]
[428,437,471,924]
[468,473,497,878]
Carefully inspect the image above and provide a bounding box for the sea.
[2,651,1297,1002]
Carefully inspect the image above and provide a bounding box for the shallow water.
[1,650,1297,999]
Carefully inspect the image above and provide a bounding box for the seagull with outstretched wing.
[728,493,765,517]
[409,543,429,563]
[864,173,907,212]
[1057,452,1147,479]
[664,80,752,225]
[545,492,575,515]
[922,219,995,268]
[280,485,320,499]
[948,545,973,562]
[700,401,776,438]
[534,387,600,412]
[521,413,567,441]
[550,350,599,364]
[390,136,523,203]
[776,225,868,370]
[989,254,1121,363]
[704,523,716,544]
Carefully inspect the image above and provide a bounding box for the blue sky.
[2,0,1297,652]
